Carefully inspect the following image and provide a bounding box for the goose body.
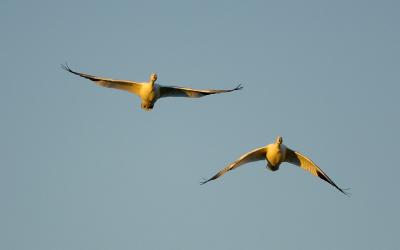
[265,141,286,171]
[201,136,349,195]
[62,64,242,111]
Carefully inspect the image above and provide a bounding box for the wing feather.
[159,84,242,98]
[61,64,141,95]
[201,146,266,185]
[284,148,349,195]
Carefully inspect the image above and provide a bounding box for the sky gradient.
[1,1,399,249]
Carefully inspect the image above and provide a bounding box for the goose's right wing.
[201,147,266,185]
[62,64,141,96]
[159,84,242,98]
[284,148,349,195]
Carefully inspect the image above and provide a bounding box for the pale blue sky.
[1,0,399,249]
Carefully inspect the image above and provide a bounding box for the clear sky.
[1,0,399,249]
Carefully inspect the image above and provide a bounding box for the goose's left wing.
[284,148,349,195]
[159,84,242,98]
[201,146,266,185]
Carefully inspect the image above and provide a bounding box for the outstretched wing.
[61,64,141,96]
[159,84,242,98]
[284,148,349,195]
[201,146,266,185]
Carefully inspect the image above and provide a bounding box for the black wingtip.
[340,187,351,197]
[200,178,211,185]
[316,171,350,196]
[235,83,243,91]
[200,180,210,185]
[60,62,72,73]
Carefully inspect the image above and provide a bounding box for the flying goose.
[61,64,242,111]
[201,136,349,195]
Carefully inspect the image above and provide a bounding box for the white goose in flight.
[201,136,349,195]
[61,64,242,111]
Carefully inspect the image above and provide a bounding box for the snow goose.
[201,136,349,195]
[61,64,242,111]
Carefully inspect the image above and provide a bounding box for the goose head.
[149,73,158,83]
[275,136,283,145]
